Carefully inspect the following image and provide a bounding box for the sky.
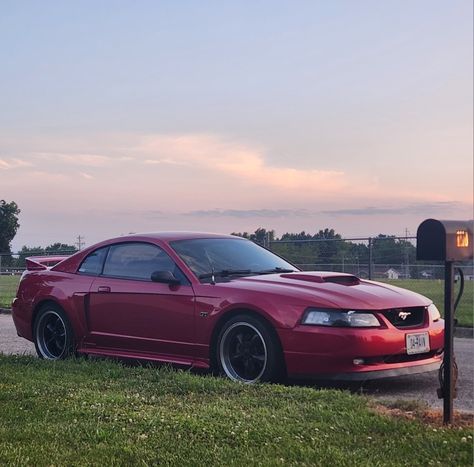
[1,0,472,251]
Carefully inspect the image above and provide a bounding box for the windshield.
[170,238,298,282]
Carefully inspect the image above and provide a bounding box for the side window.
[102,242,189,283]
[78,247,108,275]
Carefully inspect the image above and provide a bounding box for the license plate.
[406,332,430,355]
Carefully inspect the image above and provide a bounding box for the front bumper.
[291,361,441,381]
[279,319,444,380]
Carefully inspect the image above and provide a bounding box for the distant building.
[385,268,400,280]
[420,270,434,279]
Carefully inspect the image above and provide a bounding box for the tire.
[216,314,283,383]
[33,304,74,360]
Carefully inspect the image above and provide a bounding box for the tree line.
[0,200,77,267]
[231,227,441,278]
[232,227,417,264]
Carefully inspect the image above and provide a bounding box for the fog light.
[353,358,365,365]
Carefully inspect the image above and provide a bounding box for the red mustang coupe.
[12,232,444,383]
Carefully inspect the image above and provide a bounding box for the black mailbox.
[417,219,473,262]
[417,218,473,425]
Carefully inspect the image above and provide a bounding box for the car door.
[85,242,196,362]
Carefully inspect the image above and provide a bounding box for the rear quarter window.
[78,247,108,275]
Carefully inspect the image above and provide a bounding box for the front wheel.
[33,304,74,360]
[217,314,283,383]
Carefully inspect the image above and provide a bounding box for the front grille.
[383,307,426,328]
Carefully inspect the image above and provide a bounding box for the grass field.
[381,279,473,327]
[0,275,19,308]
[0,355,472,466]
[1,275,472,325]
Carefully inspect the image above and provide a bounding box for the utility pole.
[368,237,373,280]
[404,228,410,278]
[76,235,85,250]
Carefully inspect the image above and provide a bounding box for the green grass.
[0,275,19,308]
[382,279,473,327]
[1,275,472,326]
[0,356,472,466]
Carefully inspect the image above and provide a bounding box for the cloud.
[137,134,347,191]
[0,158,33,170]
[144,158,186,166]
[35,153,113,167]
[25,171,69,182]
[184,208,311,218]
[5,133,362,198]
[4,132,470,216]
[322,202,461,216]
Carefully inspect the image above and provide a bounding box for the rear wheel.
[217,314,283,383]
[33,304,74,360]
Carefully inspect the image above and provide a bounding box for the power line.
[75,235,85,250]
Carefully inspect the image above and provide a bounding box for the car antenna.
[203,250,216,285]
[210,266,216,285]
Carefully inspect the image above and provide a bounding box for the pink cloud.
[0,158,33,170]
[137,134,348,192]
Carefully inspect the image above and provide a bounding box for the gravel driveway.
[0,313,35,355]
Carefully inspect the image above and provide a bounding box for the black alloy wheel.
[217,314,283,383]
[34,305,74,360]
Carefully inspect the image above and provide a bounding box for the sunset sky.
[1,1,472,251]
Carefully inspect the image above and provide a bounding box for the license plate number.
[406,332,430,355]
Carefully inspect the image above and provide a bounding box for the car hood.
[222,271,431,310]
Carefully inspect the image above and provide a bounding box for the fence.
[0,236,473,280]
[0,249,77,275]
[264,235,474,281]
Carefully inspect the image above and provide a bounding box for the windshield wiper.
[255,267,296,275]
[198,267,296,282]
[199,269,253,280]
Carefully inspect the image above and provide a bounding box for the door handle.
[97,286,111,293]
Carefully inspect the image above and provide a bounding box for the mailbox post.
[417,219,473,424]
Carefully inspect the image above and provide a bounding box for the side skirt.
[76,347,210,369]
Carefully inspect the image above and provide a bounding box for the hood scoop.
[280,272,360,286]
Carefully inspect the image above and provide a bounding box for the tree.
[16,243,77,267]
[251,228,275,245]
[45,243,77,254]
[0,200,20,266]
[313,228,346,264]
[0,200,20,252]
[371,234,416,266]
[231,231,250,239]
[15,245,45,267]
[231,228,275,245]
[274,231,318,269]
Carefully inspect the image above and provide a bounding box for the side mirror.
[151,270,180,286]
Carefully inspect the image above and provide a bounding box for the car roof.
[50,231,246,273]
[109,231,240,242]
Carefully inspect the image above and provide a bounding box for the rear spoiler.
[26,256,70,271]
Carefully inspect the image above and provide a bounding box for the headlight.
[428,303,441,322]
[302,309,380,327]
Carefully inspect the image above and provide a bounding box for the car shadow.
[287,370,440,399]
[85,353,440,400]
